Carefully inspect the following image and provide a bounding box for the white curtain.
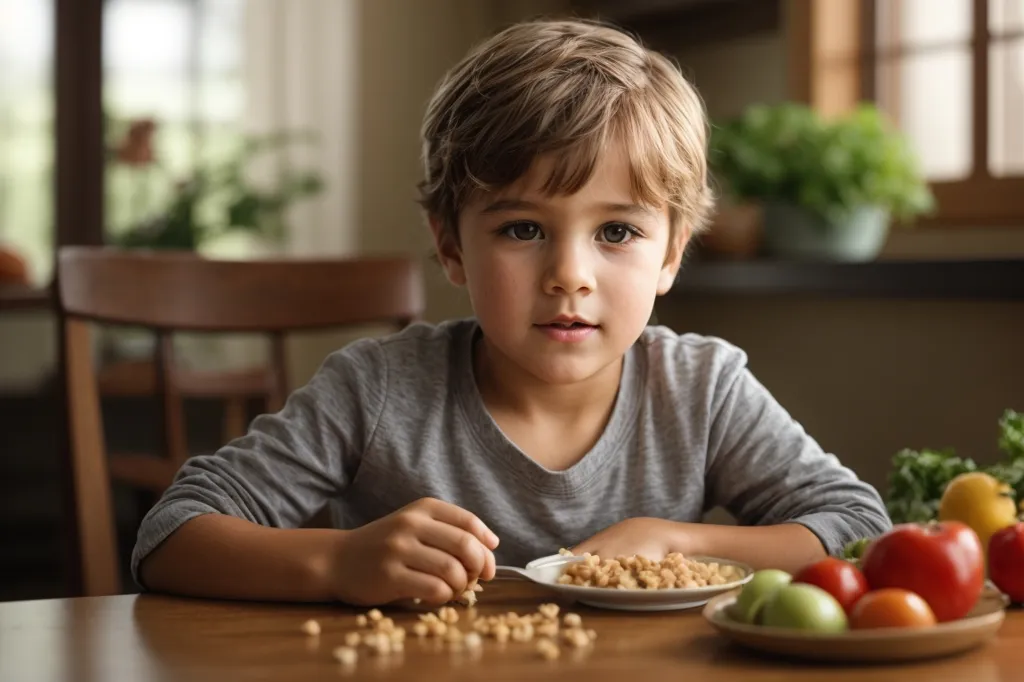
[242,0,360,258]
[182,0,363,377]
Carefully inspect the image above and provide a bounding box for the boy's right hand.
[329,497,499,607]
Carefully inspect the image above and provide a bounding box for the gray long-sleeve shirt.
[131,319,891,583]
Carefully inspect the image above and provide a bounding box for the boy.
[134,18,890,606]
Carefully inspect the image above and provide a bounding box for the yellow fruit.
[938,472,1018,551]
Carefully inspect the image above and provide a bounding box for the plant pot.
[702,203,762,260]
[761,203,890,262]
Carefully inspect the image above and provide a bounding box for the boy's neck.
[472,334,624,422]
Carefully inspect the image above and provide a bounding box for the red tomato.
[989,522,1024,604]
[849,588,937,629]
[792,557,869,614]
[860,521,984,622]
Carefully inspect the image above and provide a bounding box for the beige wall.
[654,297,1024,496]
[669,32,789,119]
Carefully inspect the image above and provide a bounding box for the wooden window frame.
[0,0,102,312]
[2,0,210,311]
[787,0,1024,227]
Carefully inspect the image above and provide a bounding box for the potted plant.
[107,119,324,252]
[708,103,934,261]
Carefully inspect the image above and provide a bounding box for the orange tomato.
[849,588,937,629]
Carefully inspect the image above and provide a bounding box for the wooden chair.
[56,246,424,596]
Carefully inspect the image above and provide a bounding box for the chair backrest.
[59,247,424,331]
[56,246,425,596]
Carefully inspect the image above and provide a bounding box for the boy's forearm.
[684,522,827,574]
[139,514,346,602]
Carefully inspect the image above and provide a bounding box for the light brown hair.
[418,18,715,241]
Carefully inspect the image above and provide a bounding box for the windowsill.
[669,258,1024,299]
[0,283,53,312]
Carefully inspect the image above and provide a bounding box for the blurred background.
[0,0,1022,600]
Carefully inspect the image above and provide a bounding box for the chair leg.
[63,319,121,596]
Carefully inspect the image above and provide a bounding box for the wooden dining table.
[1,581,1020,681]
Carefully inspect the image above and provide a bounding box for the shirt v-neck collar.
[452,319,644,497]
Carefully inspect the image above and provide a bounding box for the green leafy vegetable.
[842,538,871,560]
[885,448,978,524]
[885,409,1024,524]
[998,409,1024,461]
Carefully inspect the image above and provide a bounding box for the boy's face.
[432,140,688,386]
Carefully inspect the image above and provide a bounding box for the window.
[104,0,245,244]
[989,0,1024,177]
[0,0,245,293]
[790,0,1024,226]
[0,1,54,286]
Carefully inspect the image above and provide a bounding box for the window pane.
[990,0,1024,36]
[990,38,1024,176]
[103,0,245,243]
[0,0,54,285]
[877,49,973,181]
[877,0,972,50]
[197,0,244,125]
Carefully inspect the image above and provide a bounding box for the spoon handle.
[493,565,532,582]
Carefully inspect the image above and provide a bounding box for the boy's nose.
[542,241,595,295]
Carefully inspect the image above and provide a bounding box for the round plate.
[702,588,1008,663]
[523,554,754,612]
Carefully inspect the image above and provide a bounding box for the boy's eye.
[502,222,543,241]
[600,222,637,244]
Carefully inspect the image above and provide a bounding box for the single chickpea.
[537,639,560,660]
[537,622,559,638]
[538,603,560,620]
[332,646,357,666]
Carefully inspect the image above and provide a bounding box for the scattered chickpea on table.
[303,551,727,671]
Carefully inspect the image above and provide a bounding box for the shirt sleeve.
[130,337,388,584]
[703,358,892,556]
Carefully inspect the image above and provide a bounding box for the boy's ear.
[429,216,467,286]
[657,226,691,295]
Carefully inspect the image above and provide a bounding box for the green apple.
[729,569,792,624]
[760,583,848,633]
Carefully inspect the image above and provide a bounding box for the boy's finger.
[395,566,454,606]
[480,547,496,581]
[416,520,487,581]
[425,500,500,549]
[405,544,470,597]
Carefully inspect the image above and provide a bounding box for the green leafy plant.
[709,102,935,223]
[107,121,323,251]
[885,409,1024,524]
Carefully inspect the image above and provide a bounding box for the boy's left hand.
[572,517,696,560]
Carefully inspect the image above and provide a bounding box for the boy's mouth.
[534,317,600,342]
[542,321,595,329]
[536,316,598,329]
